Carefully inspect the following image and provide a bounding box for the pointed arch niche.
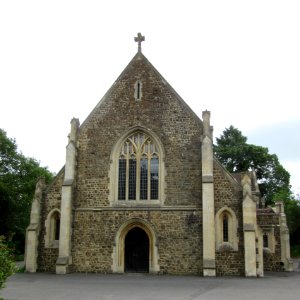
[215,207,238,251]
[109,127,165,206]
[44,208,61,248]
[111,219,160,274]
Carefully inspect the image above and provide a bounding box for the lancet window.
[263,233,269,248]
[223,214,229,242]
[215,207,238,251]
[134,80,142,101]
[45,209,60,248]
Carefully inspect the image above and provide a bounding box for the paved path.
[1,270,300,300]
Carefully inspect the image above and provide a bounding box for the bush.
[0,236,16,289]
[291,245,300,258]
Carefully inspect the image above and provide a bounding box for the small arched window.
[215,207,238,251]
[263,233,269,248]
[54,212,60,241]
[223,214,229,242]
[45,209,60,248]
[134,81,142,101]
[117,132,159,202]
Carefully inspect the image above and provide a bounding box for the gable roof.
[213,158,242,190]
[81,51,203,129]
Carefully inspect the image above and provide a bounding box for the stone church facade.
[25,34,293,276]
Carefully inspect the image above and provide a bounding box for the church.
[25,33,293,276]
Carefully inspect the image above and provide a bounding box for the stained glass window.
[140,155,148,200]
[118,157,126,200]
[128,157,136,200]
[118,132,159,201]
[150,155,159,200]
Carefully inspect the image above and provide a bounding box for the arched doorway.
[112,219,159,273]
[125,227,149,273]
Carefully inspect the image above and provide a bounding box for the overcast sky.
[1,0,299,194]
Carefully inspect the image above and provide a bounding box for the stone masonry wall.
[75,53,203,209]
[213,162,245,276]
[36,52,272,276]
[71,210,202,275]
[37,169,64,272]
[37,53,205,274]
[257,213,283,272]
[69,54,204,274]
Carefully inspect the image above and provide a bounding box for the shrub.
[0,236,16,289]
[291,245,300,258]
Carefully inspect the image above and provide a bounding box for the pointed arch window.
[117,132,160,202]
[222,214,229,242]
[54,213,60,241]
[263,233,269,248]
[134,81,142,101]
[45,209,60,248]
[215,207,238,252]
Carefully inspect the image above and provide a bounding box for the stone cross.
[134,33,145,53]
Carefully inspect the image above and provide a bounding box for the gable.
[213,159,242,208]
[74,52,205,207]
[80,52,203,139]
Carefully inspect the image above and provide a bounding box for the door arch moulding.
[112,218,160,273]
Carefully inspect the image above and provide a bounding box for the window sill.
[263,247,274,254]
[114,200,161,206]
[216,242,237,252]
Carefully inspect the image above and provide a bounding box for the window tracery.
[117,132,160,202]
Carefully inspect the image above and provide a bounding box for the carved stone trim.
[203,259,216,269]
[202,175,213,183]
[243,223,255,232]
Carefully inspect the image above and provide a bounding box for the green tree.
[213,126,248,172]
[214,125,300,248]
[284,192,300,252]
[0,129,53,253]
[214,125,291,204]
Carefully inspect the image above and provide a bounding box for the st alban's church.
[25,34,293,276]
